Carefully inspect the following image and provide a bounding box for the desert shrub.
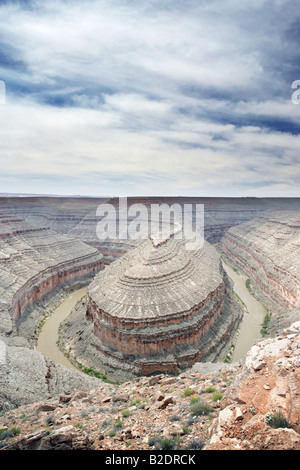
[190,396,199,404]
[265,410,291,429]
[190,400,213,417]
[114,419,123,430]
[148,436,162,447]
[186,438,205,450]
[182,426,191,435]
[0,428,20,441]
[212,393,223,402]
[205,386,216,393]
[148,435,180,450]
[121,408,131,418]
[160,436,180,450]
[169,414,181,422]
[260,313,271,336]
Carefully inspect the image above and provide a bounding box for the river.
[36,263,266,369]
[222,260,267,361]
[36,286,87,369]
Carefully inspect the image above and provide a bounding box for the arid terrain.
[0,197,299,451]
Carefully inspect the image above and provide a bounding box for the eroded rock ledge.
[219,210,300,332]
[68,237,244,379]
[0,213,103,336]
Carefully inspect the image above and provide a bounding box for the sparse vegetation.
[212,392,223,402]
[183,388,196,397]
[121,408,131,418]
[186,438,205,450]
[265,410,292,429]
[189,396,199,403]
[182,425,191,435]
[148,435,181,450]
[169,414,181,422]
[0,428,20,440]
[205,386,216,393]
[260,313,271,336]
[190,400,213,417]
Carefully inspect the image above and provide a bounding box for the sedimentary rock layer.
[0,338,101,411]
[85,236,242,376]
[0,213,103,335]
[1,197,298,260]
[220,210,300,314]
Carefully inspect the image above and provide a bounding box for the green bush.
[265,410,291,429]
[212,393,223,402]
[182,426,191,435]
[205,386,216,393]
[148,435,180,450]
[260,313,271,336]
[160,436,180,450]
[121,409,131,418]
[190,396,199,403]
[190,401,213,416]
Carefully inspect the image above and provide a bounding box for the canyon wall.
[220,210,300,331]
[0,213,103,336]
[1,197,298,261]
[82,236,243,379]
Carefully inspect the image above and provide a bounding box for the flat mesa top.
[88,237,223,319]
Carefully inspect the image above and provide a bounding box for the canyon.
[0,196,299,450]
[67,236,243,380]
[220,210,300,334]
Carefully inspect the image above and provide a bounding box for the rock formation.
[0,213,103,336]
[1,196,298,261]
[83,235,243,378]
[0,338,101,412]
[220,210,300,331]
[1,322,299,451]
[205,321,300,450]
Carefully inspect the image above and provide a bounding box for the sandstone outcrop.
[0,338,102,412]
[220,211,300,332]
[1,323,299,451]
[0,213,103,336]
[204,321,300,450]
[81,235,243,378]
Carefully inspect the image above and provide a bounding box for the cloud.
[0,0,299,197]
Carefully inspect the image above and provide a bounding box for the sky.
[0,0,300,197]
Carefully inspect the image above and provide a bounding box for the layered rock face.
[205,321,300,450]
[0,213,103,335]
[85,235,242,377]
[220,211,300,317]
[0,338,101,412]
[1,196,298,261]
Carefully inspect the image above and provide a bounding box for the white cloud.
[0,0,299,197]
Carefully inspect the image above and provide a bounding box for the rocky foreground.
[1,322,299,451]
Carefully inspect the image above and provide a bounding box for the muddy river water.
[37,286,87,369]
[37,263,266,369]
[222,260,267,361]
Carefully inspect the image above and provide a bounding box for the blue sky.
[0,0,300,197]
